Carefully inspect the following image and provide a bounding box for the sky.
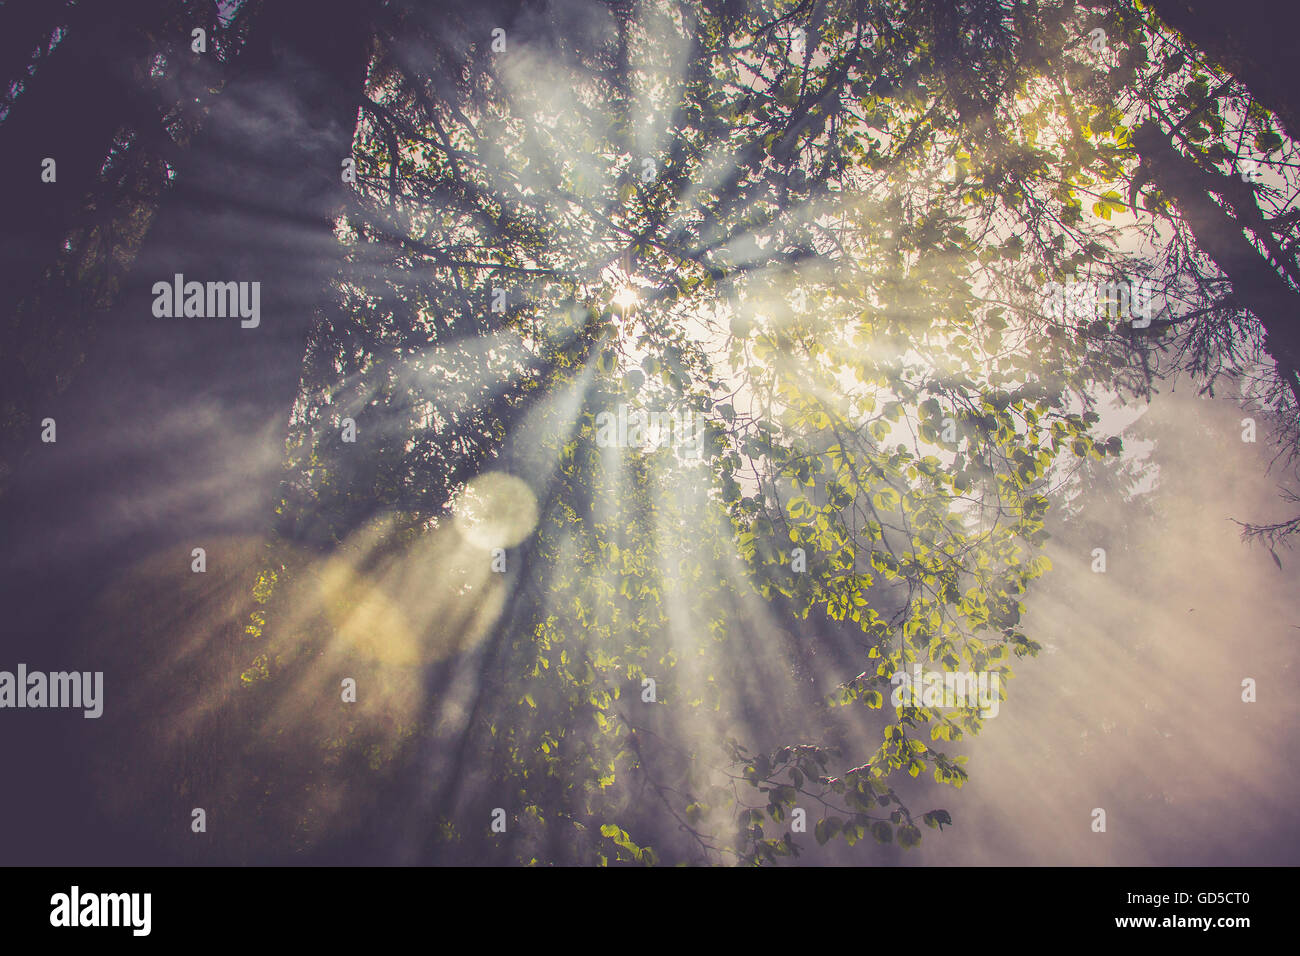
[900,384,1300,865]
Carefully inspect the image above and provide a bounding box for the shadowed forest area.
[0,0,1297,866]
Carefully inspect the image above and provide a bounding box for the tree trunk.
[0,0,378,863]
[0,1,186,313]
[1134,121,1300,377]
[1145,0,1300,143]
[0,2,228,478]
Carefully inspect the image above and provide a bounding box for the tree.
[4,0,1295,865]
[0,1,235,481]
[0,0,384,863]
[188,0,1121,864]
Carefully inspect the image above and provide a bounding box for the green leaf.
[814,816,842,846]
[1255,130,1283,155]
[923,809,953,830]
[897,824,922,849]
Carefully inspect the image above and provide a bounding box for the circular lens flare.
[453,471,539,550]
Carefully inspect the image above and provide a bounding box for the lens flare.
[452,471,540,550]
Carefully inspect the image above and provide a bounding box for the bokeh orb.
[452,471,539,550]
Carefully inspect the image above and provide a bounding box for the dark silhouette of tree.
[0,1,237,480]
[1143,0,1300,142]
[0,0,384,863]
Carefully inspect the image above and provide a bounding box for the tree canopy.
[1,0,1296,865]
